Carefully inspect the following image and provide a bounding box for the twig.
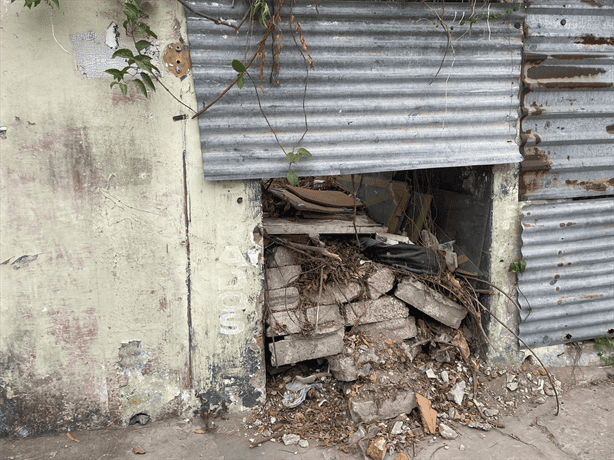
[462,275,523,315]
[245,71,287,154]
[191,10,278,119]
[176,0,248,32]
[280,240,342,262]
[151,72,196,112]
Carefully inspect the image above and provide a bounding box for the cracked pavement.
[1,367,612,460]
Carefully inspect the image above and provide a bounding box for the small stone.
[348,426,366,444]
[544,386,555,396]
[367,437,387,460]
[505,401,515,407]
[507,382,518,392]
[483,408,499,417]
[298,439,309,448]
[263,429,272,437]
[459,444,466,451]
[391,421,404,435]
[440,371,449,384]
[426,368,437,379]
[447,381,466,405]
[535,397,547,404]
[282,434,301,446]
[439,423,458,440]
[444,445,450,450]
[448,407,457,419]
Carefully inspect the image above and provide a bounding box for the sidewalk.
[1,366,612,460]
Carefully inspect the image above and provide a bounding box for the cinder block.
[344,296,408,326]
[266,304,342,337]
[267,287,300,312]
[366,264,396,299]
[266,265,302,290]
[395,278,467,329]
[269,328,344,366]
[307,281,362,305]
[356,317,417,342]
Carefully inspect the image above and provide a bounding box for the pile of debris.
[248,179,558,458]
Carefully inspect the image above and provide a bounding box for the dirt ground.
[1,365,612,460]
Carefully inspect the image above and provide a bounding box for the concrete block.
[266,305,342,337]
[344,296,408,326]
[349,386,417,422]
[307,281,362,305]
[357,317,417,342]
[266,265,302,290]
[269,329,344,366]
[270,246,296,268]
[366,264,396,299]
[267,287,300,312]
[395,278,467,329]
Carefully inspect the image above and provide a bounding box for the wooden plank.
[264,215,388,237]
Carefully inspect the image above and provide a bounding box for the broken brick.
[415,393,438,435]
[356,317,417,342]
[344,296,408,325]
[266,305,342,337]
[269,329,344,366]
[395,278,467,329]
[267,287,300,312]
[307,280,362,305]
[266,265,302,290]
[366,264,396,299]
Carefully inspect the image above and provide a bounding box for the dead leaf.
[132,448,146,455]
[67,432,79,443]
[194,429,205,434]
[452,332,470,361]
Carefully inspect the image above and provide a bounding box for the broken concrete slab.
[307,281,362,305]
[344,296,408,325]
[395,278,467,329]
[266,305,343,337]
[269,329,344,366]
[349,386,417,423]
[270,246,296,268]
[266,265,302,290]
[267,287,300,312]
[366,264,396,299]
[327,355,372,382]
[356,317,417,342]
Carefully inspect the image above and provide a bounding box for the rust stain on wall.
[606,124,614,134]
[575,34,614,46]
[520,147,553,196]
[526,65,606,80]
[564,179,614,193]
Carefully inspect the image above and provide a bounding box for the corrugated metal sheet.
[520,0,614,200]
[517,198,614,348]
[185,1,523,181]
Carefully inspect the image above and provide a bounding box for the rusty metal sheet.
[518,198,614,348]
[185,1,523,181]
[520,0,614,200]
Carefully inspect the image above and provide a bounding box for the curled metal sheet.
[520,0,614,200]
[518,198,614,348]
[185,1,523,181]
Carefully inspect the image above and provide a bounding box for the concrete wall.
[0,0,264,437]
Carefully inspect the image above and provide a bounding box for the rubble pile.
[249,180,560,457]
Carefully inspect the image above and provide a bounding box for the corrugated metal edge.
[520,0,614,200]
[185,1,523,181]
[517,197,614,348]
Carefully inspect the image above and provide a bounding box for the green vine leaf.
[134,78,147,97]
[232,60,246,73]
[287,170,299,187]
[508,260,527,275]
[119,82,128,96]
[112,48,135,60]
[237,74,245,89]
[135,40,151,52]
[141,73,155,91]
[297,148,312,159]
[105,69,125,81]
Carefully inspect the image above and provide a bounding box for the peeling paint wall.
[0,0,214,436]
